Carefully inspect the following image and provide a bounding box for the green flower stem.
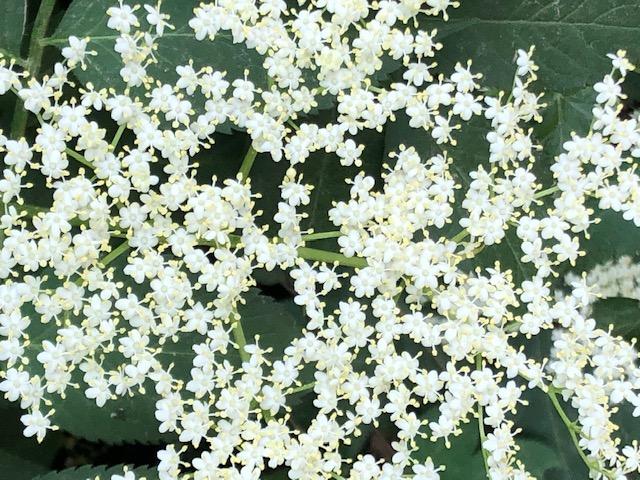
[475,355,491,478]
[286,382,315,395]
[10,0,57,138]
[11,206,365,269]
[65,148,94,169]
[231,310,250,364]
[301,231,342,242]
[73,240,129,287]
[230,309,273,421]
[450,183,561,245]
[547,387,614,479]
[451,228,470,243]
[534,185,560,199]
[10,202,48,216]
[297,247,367,268]
[99,241,130,268]
[238,145,258,180]
[110,123,127,150]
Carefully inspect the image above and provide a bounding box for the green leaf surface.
[517,437,572,479]
[0,0,26,59]
[574,208,640,274]
[415,407,485,480]
[0,399,64,480]
[515,388,589,479]
[426,0,640,93]
[34,465,158,480]
[533,88,595,187]
[301,123,387,235]
[591,297,640,341]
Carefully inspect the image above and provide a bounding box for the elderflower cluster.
[567,256,640,302]
[1,1,640,479]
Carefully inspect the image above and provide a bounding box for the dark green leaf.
[574,208,640,274]
[0,399,64,480]
[0,0,26,59]
[425,1,640,93]
[514,386,588,479]
[517,437,571,479]
[416,407,485,480]
[591,297,640,341]
[34,465,158,480]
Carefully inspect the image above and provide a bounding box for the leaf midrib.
[432,17,640,33]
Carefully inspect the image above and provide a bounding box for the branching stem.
[10,0,57,138]
[547,386,615,479]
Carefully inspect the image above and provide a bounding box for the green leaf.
[471,228,536,286]
[34,465,158,480]
[236,288,307,360]
[0,399,64,480]
[415,407,485,480]
[514,389,588,479]
[0,0,26,59]
[533,88,595,187]
[425,0,640,93]
[301,121,387,235]
[574,207,640,274]
[517,437,572,479]
[48,388,166,444]
[590,297,640,341]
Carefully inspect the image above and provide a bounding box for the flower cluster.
[1,1,640,480]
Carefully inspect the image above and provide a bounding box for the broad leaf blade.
[0,0,26,59]
[34,465,158,480]
[425,0,640,93]
[591,297,640,341]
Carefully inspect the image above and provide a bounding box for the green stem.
[451,228,469,243]
[12,202,48,216]
[230,309,273,421]
[65,148,94,169]
[287,382,315,395]
[475,355,491,478]
[74,240,129,286]
[15,203,366,269]
[99,241,130,268]
[238,145,258,180]
[302,231,341,242]
[297,247,367,268]
[10,0,57,138]
[110,123,127,150]
[534,185,560,199]
[231,311,250,364]
[547,387,614,479]
[286,119,300,131]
